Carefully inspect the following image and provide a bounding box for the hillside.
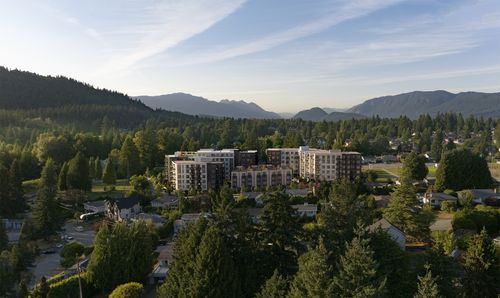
[0,67,148,110]
[293,107,365,121]
[138,93,281,119]
[293,107,328,121]
[348,90,500,118]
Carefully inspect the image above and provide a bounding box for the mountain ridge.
[137,93,281,119]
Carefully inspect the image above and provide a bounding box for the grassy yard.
[89,179,132,199]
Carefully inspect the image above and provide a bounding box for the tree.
[288,241,333,298]
[430,130,444,162]
[458,190,474,209]
[0,220,8,251]
[0,165,13,216]
[119,136,141,178]
[402,152,428,181]
[59,241,85,268]
[8,159,24,213]
[57,161,69,191]
[94,158,102,180]
[33,159,60,238]
[332,230,386,298]
[102,158,117,186]
[414,265,441,298]
[462,228,499,298]
[255,270,288,298]
[31,276,50,298]
[435,148,492,191]
[129,175,154,200]
[109,282,144,298]
[259,192,301,274]
[66,152,91,191]
[88,156,95,179]
[384,179,430,241]
[87,221,154,294]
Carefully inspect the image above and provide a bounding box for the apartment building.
[235,150,259,167]
[196,149,236,180]
[298,146,361,181]
[265,148,300,173]
[169,160,224,191]
[231,165,292,190]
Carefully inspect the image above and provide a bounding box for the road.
[31,221,96,286]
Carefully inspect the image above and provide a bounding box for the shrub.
[48,272,96,298]
[59,241,85,268]
[109,282,144,298]
[452,207,499,234]
[440,201,456,213]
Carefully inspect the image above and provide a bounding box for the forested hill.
[0,66,148,110]
[348,90,500,119]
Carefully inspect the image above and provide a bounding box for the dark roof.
[108,197,140,209]
[83,200,106,208]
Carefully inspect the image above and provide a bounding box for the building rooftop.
[107,197,140,209]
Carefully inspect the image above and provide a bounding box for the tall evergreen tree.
[332,230,386,298]
[102,158,117,185]
[94,157,102,180]
[401,152,428,181]
[88,156,95,179]
[288,241,333,298]
[0,165,13,216]
[119,135,141,178]
[462,228,499,298]
[255,270,289,298]
[9,159,24,213]
[384,179,430,241]
[0,220,8,251]
[414,265,441,298]
[66,152,91,191]
[32,159,60,238]
[430,130,444,162]
[57,161,69,191]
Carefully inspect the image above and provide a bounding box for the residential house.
[105,197,141,222]
[423,192,458,208]
[368,218,406,250]
[292,203,318,218]
[134,213,166,227]
[83,200,106,214]
[151,195,179,210]
[459,189,500,206]
[1,218,23,243]
[173,213,210,234]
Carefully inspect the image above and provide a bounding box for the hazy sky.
[1,0,500,112]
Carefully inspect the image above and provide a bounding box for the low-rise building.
[105,197,141,222]
[151,195,179,210]
[423,192,458,208]
[458,189,500,206]
[231,165,292,190]
[173,213,209,234]
[292,203,318,218]
[368,218,406,250]
[83,200,106,214]
[134,213,166,227]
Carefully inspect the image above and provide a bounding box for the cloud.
[184,0,403,64]
[98,0,246,74]
[38,4,102,39]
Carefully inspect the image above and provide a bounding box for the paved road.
[430,218,452,231]
[31,221,95,286]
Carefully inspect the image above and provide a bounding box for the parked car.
[75,226,84,232]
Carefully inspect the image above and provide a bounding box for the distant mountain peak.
[137,93,281,119]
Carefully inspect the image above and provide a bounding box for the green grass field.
[89,179,132,199]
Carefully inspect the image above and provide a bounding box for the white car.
[75,226,84,232]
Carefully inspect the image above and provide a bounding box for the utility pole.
[77,254,83,298]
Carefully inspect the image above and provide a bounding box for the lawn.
[89,179,132,199]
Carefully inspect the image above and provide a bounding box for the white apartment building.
[193,149,236,180]
[298,146,361,181]
[171,160,208,191]
[231,165,293,190]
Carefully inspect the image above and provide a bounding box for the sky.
[1,0,500,112]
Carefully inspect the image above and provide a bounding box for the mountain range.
[1,66,499,120]
[137,93,281,119]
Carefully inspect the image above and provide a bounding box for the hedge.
[48,272,97,298]
[109,282,144,298]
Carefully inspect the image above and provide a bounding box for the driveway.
[31,221,96,286]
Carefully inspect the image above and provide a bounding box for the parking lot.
[31,221,96,286]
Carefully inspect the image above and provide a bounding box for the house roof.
[107,197,140,209]
[84,200,106,208]
[152,195,179,204]
[368,218,404,235]
[460,189,500,200]
[136,213,166,224]
[426,192,457,201]
[292,204,318,212]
